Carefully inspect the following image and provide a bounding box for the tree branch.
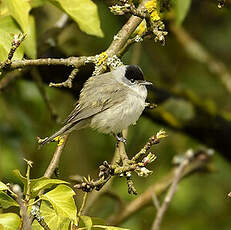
[10,184,32,230]
[151,149,195,230]
[43,134,69,178]
[0,33,26,70]
[74,130,165,194]
[108,149,212,225]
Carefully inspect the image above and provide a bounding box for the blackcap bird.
[39,65,152,145]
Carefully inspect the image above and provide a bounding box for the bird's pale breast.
[90,92,146,134]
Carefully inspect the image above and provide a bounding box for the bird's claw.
[116,135,127,144]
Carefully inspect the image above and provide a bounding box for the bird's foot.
[115,134,127,144]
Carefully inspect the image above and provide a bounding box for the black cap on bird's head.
[125,65,152,86]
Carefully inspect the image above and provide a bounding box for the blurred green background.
[1,0,231,229]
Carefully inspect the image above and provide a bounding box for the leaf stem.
[77,192,88,225]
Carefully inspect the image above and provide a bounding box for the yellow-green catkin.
[145,0,160,21]
[97,52,108,66]
[54,136,64,146]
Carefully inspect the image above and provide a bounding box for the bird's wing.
[63,73,128,125]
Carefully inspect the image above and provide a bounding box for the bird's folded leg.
[115,133,127,144]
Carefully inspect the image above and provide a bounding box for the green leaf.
[13,170,69,198]
[31,178,69,197]
[30,0,46,8]
[0,16,21,34]
[79,216,93,229]
[174,0,191,25]
[0,16,24,62]
[23,15,37,58]
[93,226,129,230]
[78,216,127,230]
[0,29,24,62]
[0,213,21,230]
[32,200,71,230]
[79,216,106,229]
[0,182,8,191]
[13,169,27,184]
[0,191,19,209]
[49,0,103,37]
[4,0,31,32]
[0,1,9,17]
[41,185,77,224]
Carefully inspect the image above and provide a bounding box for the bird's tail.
[38,122,75,146]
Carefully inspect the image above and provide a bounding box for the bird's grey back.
[64,70,128,125]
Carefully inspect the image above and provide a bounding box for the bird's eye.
[130,79,135,83]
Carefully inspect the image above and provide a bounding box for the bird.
[39,64,152,145]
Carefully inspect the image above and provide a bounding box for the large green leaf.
[4,0,31,32]
[0,16,21,34]
[78,216,127,230]
[78,225,130,230]
[93,226,129,230]
[174,0,191,25]
[13,169,27,184]
[32,200,71,230]
[0,191,19,209]
[41,185,77,224]
[31,178,69,196]
[23,15,37,58]
[13,170,69,198]
[0,1,9,17]
[0,182,8,191]
[0,29,24,61]
[49,0,103,37]
[30,0,46,8]
[0,213,21,230]
[0,16,24,62]
[79,216,93,229]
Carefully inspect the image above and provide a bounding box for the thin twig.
[107,149,212,225]
[74,130,162,194]
[82,140,122,214]
[1,33,26,70]
[132,129,167,162]
[2,56,89,70]
[49,68,79,88]
[24,159,33,203]
[77,192,88,220]
[31,200,50,230]
[151,150,194,230]
[0,1,149,72]
[44,134,69,178]
[30,135,69,226]
[10,185,32,230]
[152,192,160,211]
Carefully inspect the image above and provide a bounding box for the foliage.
[0,165,128,229]
[0,0,231,230]
[0,0,103,61]
[0,213,21,230]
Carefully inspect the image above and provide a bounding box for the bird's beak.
[138,80,152,86]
